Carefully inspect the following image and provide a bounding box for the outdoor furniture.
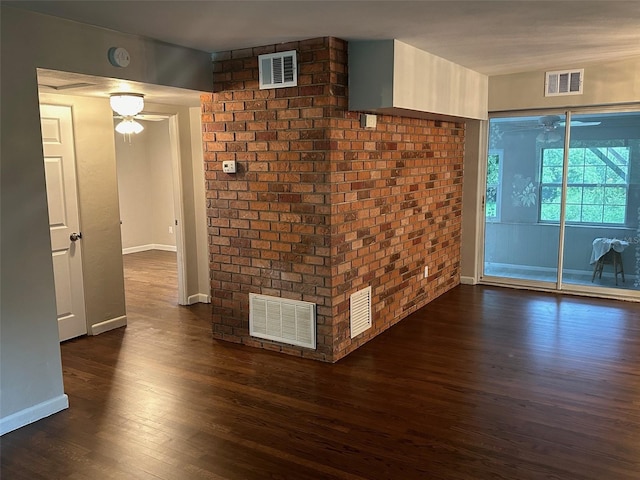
[590,238,629,286]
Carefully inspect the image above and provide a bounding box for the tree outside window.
[540,145,629,224]
[485,150,502,221]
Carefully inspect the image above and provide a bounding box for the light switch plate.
[222,160,237,174]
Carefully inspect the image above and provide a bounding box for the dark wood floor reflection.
[2,251,639,479]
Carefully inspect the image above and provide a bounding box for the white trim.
[187,293,211,305]
[122,244,177,255]
[168,115,188,306]
[89,315,127,336]
[0,394,68,436]
[460,276,477,285]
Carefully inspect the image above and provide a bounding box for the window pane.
[604,186,626,205]
[543,149,563,166]
[583,166,606,184]
[542,166,563,183]
[565,204,582,222]
[566,186,582,204]
[541,186,561,204]
[606,166,626,184]
[540,204,560,222]
[568,149,584,165]
[567,166,584,183]
[582,186,603,205]
[581,204,603,223]
[604,206,625,224]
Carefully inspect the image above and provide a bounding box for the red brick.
[203,37,463,364]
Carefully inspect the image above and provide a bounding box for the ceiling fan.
[535,115,601,143]
[499,115,601,144]
[109,93,164,135]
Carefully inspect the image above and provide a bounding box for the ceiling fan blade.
[558,120,601,127]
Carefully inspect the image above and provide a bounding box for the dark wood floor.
[2,250,639,479]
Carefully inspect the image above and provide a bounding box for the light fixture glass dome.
[110,93,144,117]
[115,118,144,135]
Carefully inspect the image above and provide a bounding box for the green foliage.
[540,146,629,224]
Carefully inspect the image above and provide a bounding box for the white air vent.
[350,286,372,338]
[249,293,315,349]
[259,50,297,89]
[545,69,584,96]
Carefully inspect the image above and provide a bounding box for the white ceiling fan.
[535,115,601,143]
[109,93,164,135]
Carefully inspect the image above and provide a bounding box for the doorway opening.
[480,108,640,301]
[115,114,187,307]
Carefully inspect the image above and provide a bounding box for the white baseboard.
[460,276,477,285]
[90,315,127,336]
[187,293,211,305]
[123,244,177,255]
[0,394,68,436]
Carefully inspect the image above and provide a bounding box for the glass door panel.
[561,111,640,293]
[483,115,566,284]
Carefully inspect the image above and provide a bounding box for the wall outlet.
[424,266,429,278]
[169,226,173,234]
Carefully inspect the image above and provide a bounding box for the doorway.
[37,68,210,340]
[115,114,187,306]
[481,108,640,299]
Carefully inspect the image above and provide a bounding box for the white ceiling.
[11,0,640,76]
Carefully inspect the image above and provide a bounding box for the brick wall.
[201,37,464,362]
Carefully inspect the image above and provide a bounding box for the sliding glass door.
[482,109,640,296]
[483,115,565,285]
[560,111,640,294]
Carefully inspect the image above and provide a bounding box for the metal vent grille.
[350,286,372,338]
[249,293,315,349]
[545,69,584,96]
[259,50,297,89]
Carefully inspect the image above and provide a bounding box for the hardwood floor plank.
[1,250,639,479]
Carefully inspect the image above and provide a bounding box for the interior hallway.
[1,256,639,479]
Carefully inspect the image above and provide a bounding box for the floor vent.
[259,50,297,89]
[545,69,583,96]
[350,286,372,338]
[249,293,316,349]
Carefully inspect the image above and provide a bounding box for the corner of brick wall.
[201,36,464,363]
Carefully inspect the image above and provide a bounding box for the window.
[485,150,502,220]
[540,145,630,224]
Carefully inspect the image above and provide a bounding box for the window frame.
[538,145,630,226]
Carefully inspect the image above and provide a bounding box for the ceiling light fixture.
[110,93,145,137]
[115,118,144,135]
[109,93,144,117]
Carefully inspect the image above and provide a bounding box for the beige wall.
[39,93,127,333]
[137,102,211,305]
[0,5,210,433]
[460,119,487,283]
[349,39,488,121]
[489,57,640,112]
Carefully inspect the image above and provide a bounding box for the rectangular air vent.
[545,69,584,96]
[249,293,315,349]
[259,50,297,89]
[350,286,372,338]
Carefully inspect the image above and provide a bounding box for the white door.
[40,104,87,341]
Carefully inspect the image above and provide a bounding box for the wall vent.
[249,293,315,349]
[545,69,584,96]
[350,286,372,338]
[259,50,297,89]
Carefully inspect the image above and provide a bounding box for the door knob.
[70,232,82,242]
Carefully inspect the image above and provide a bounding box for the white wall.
[116,120,177,252]
[349,39,488,121]
[0,5,211,434]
